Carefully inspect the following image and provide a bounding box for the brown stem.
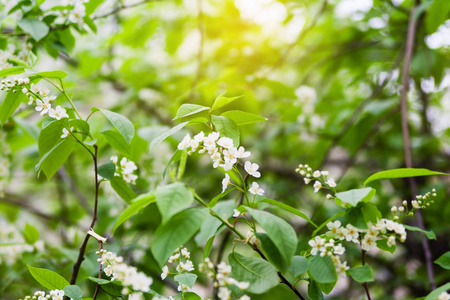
[399,2,436,290]
[360,249,372,300]
[69,144,100,286]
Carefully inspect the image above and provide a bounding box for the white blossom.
[249,182,264,195]
[244,161,261,178]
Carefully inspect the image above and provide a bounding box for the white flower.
[361,235,376,251]
[218,287,231,300]
[220,160,234,171]
[217,137,234,149]
[223,148,238,164]
[193,131,205,142]
[131,272,152,292]
[61,127,74,138]
[110,156,118,164]
[336,261,349,277]
[123,173,138,184]
[179,260,195,272]
[308,236,326,256]
[236,146,251,158]
[22,87,27,93]
[168,253,180,263]
[313,181,322,193]
[387,236,396,247]
[161,265,169,280]
[345,224,359,243]
[30,83,39,93]
[233,209,241,217]
[120,157,137,174]
[49,106,69,120]
[326,221,341,235]
[248,182,264,195]
[39,87,50,96]
[333,243,345,255]
[326,178,337,188]
[236,281,250,290]
[313,170,321,177]
[181,247,190,258]
[244,161,261,178]
[35,98,51,116]
[438,292,450,300]
[411,200,420,209]
[304,178,311,184]
[222,174,231,193]
[239,296,251,300]
[178,134,191,150]
[128,292,143,300]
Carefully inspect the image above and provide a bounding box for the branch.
[399,2,436,290]
[92,0,158,20]
[69,144,101,286]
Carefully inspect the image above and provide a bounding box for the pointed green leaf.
[35,139,75,179]
[211,94,242,111]
[0,66,26,77]
[228,251,279,294]
[288,256,309,278]
[221,110,267,126]
[94,108,135,143]
[110,177,137,204]
[203,235,215,260]
[335,188,376,207]
[24,223,39,244]
[347,265,374,283]
[364,168,447,186]
[403,225,436,240]
[260,198,317,228]
[174,273,197,288]
[425,0,450,33]
[27,265,69,290]
[308,255,337,285]
[149,121,189,153]
[174,104,209,120]
[112,193,155,233]
[155,182,194,224]
[1,91,27,125]
[425,282,450,300]
[211,115,239,147]
[151,207,207,267]
[18,18,49,41]
[97,161,116,180]
[246,207,297,268]
[308,280,324,300]
[102,130,133,157]
[376,239,396,254]
[32,70,68,79]
[64,285,82,300]
[435,251,450,270]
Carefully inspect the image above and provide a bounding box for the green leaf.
[211,94,242,111]
[7,58,29,67]
[246,207,298,268]
[211,115,239,147]
[110,177,137,204]
[376,239,396,254]
[257,232,288,272]
[425,282,450,300]
[69,119,90,140]
[425,0,450,33]
[27,265,70,290]
[18,18,49,41]
[221,110,267,126]
[36,139,75,179]
[149,121,189,153]
[155,182,194,224]
[228,251,279,294]
[308,255,338,285]
[196,200,234,246]
[112,192,155,233]
[174,104,210,120]
[435,251,450,270]
[38,120,62,155]
[345,202,381,229]
[208,187,236,208]
[364,168,447,186]
[94,108,135,143]
[0,66,26,77]
[288,256,309,277]
[335,188,376,207]
[174,273,197,288]
[347,265,374,283]
[163,150,181,178]
[151,207,207,267]
[85,0,106,14]
[1,91,27,126]
[24,223,39,244]
[308,280,324,300]
[184,292,202,300]
[177,148,188,180]
[97,161,116,180]
[88,277,111,284]
[32,70,68,79]
[312,211,345,236]
[64,285,83,300]
[403,224,436,240]
[260,198,317,228]
[102,130,133,157]
[203,235,215,260]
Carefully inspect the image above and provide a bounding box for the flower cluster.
[295,164,337,195]
[161,247,195,292]
[438,291,450,300]
[19,289,65,300]
[177,131,264,196]
[96,249,153,297]
[199,258,250,300]
[110,156,138,184]
[391,189,437,220]
[309,218,407,277]
[0,78,69,121]
[0,44,31,70]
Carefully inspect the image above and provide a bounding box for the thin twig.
[399,2,436,290]
[360,249,372,300]
[92,241,104,300]
[92,0,158,20]
[69,144,100,286]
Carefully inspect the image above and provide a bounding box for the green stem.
[43,78,83,120]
